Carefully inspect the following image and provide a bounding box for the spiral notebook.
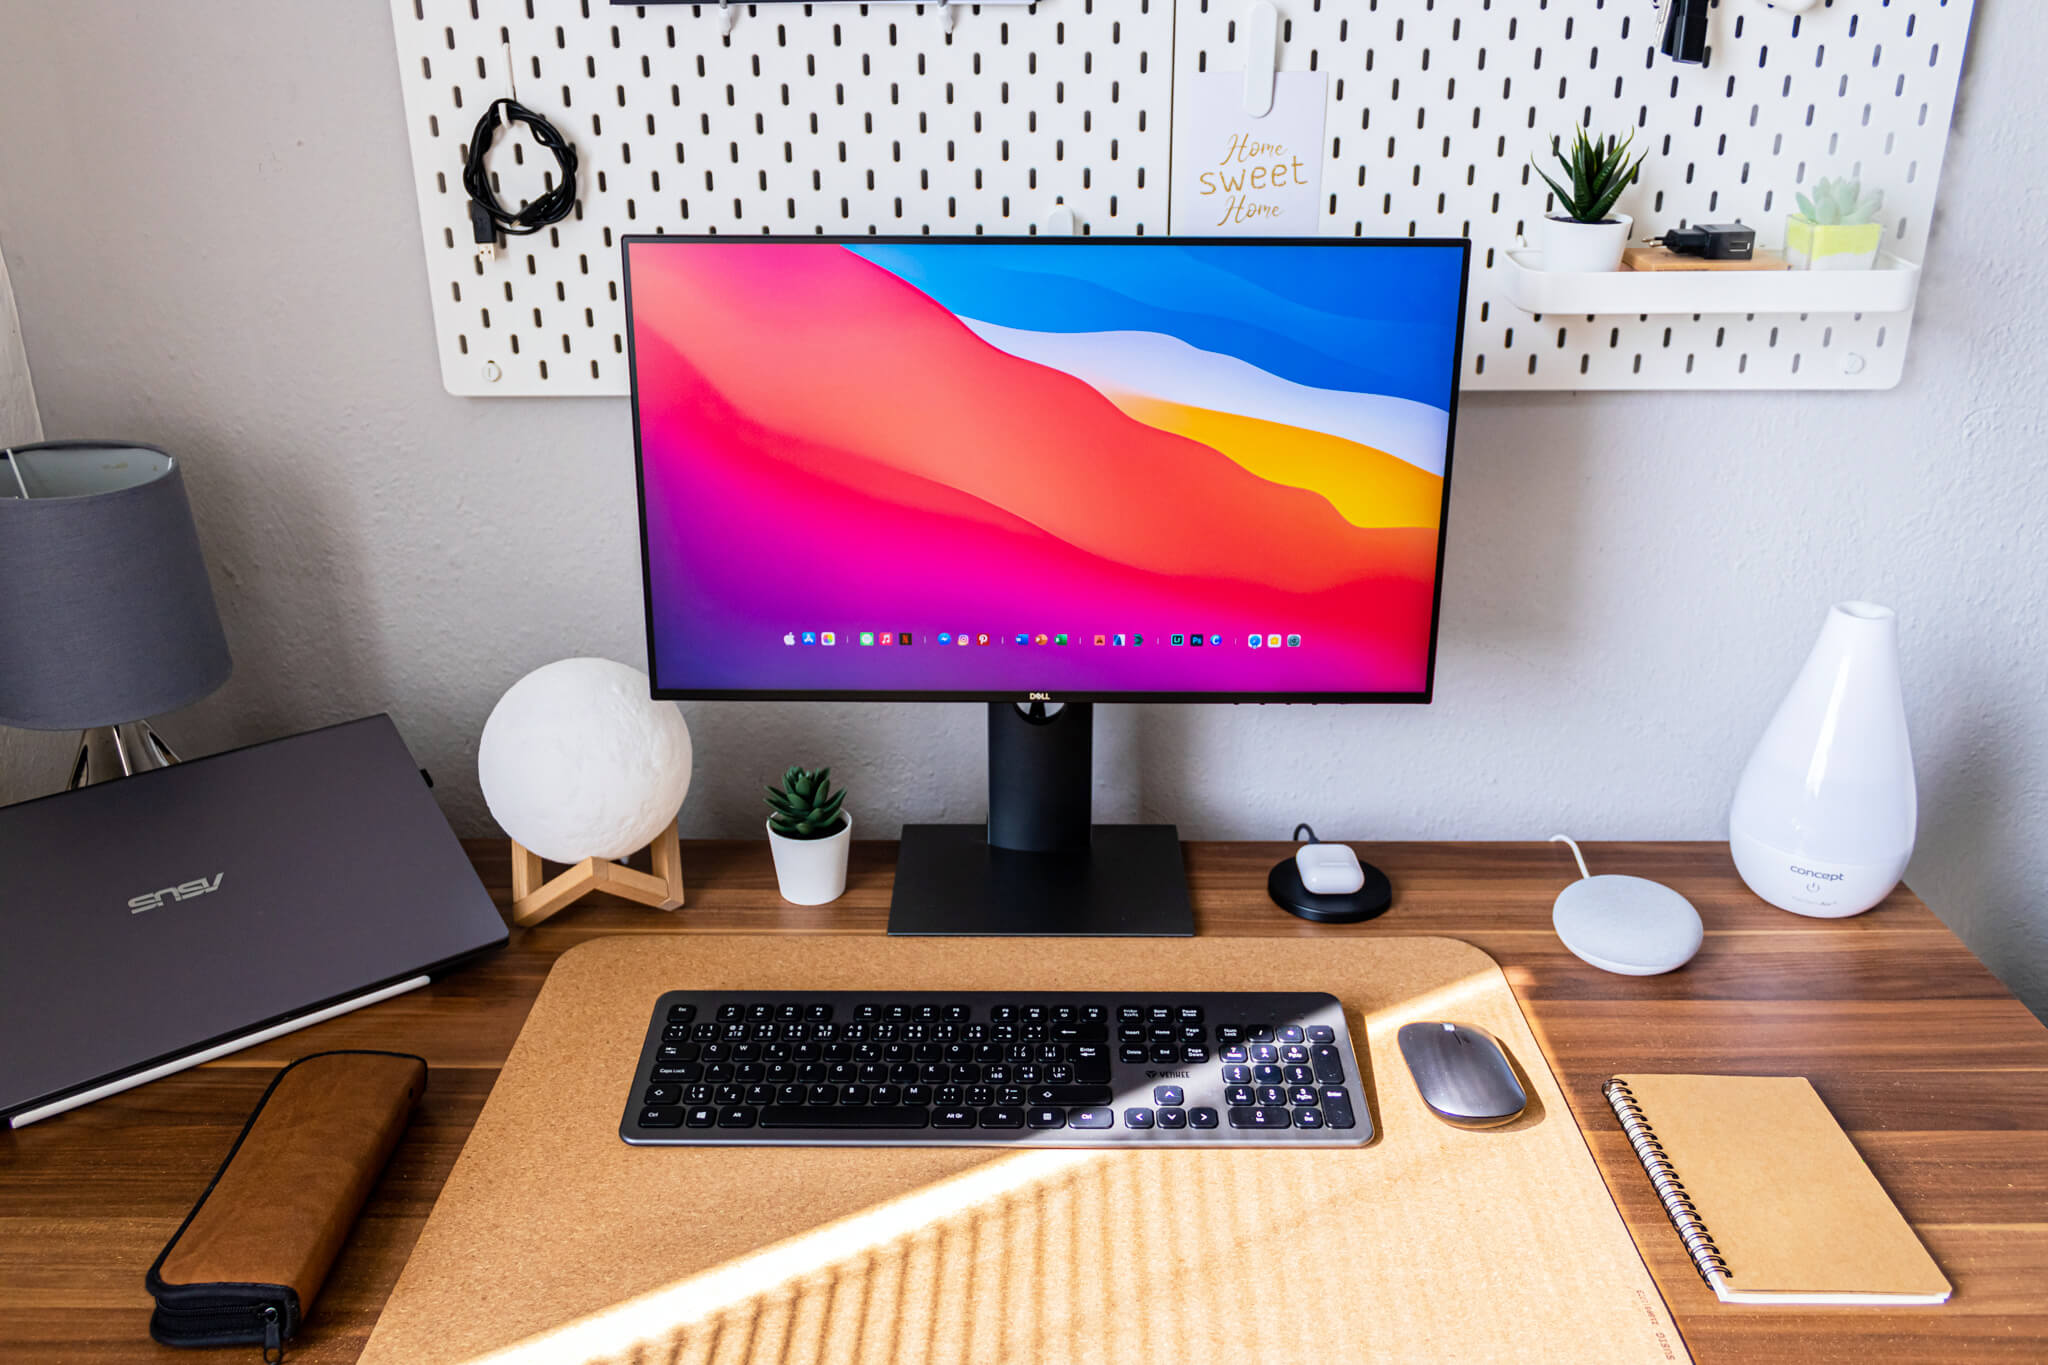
[1604,1074,1951,1306]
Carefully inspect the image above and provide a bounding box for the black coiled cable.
[462,98,578,238]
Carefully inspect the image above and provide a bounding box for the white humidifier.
[1728,601,1917,917]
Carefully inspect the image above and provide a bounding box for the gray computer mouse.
[1396,1021,1528,1128]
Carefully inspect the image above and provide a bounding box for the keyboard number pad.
[1213,1017,1355,1135]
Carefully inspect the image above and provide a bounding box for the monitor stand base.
[888,823,1194,937]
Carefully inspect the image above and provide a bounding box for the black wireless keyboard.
[621,991,1371,1146]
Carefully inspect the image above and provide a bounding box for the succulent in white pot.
[764,765,852,905]
[1786,177,1884,270]
[1532,127,1646,272]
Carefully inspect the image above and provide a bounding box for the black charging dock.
[1266,854,1393,924]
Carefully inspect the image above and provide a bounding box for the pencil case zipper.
[150,1301,286,1359]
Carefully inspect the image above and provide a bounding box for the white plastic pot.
[767,812,852,905]
[1539,212,1634,273]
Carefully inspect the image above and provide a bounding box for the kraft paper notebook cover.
[1604,1074,1951,1306]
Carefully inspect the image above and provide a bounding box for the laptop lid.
[0,715,507,1120]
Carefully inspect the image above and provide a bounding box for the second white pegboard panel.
[1175,0,1974,390]
[390,0,1173,396]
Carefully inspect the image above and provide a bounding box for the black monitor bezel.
[623,233,1469,705]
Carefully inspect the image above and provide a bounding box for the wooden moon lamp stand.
[508,818,685,928]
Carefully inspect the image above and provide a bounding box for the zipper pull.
[261,1305,283,1363]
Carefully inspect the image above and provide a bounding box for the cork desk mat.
[363,935,1689,1365]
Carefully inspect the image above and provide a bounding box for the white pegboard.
[389,0,1172,395]
[389,0,1972,395]
[1181,0,1973,390]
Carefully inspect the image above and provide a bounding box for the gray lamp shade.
[0,441,232,730]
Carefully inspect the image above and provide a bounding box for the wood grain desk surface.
[3,840,2045,1364]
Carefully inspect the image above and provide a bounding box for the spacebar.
[759,1106,932,1128]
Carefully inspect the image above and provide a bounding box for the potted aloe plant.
[1532,127,1647,272]
[1786,177,1884,270]
[764,765,852,905]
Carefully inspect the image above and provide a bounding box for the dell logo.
[128,874,225,914]
[1028,692,1052,701]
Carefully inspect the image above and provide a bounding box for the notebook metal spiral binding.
[1603,1079,1731,1287]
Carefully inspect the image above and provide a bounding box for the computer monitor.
[625,235,1470,935]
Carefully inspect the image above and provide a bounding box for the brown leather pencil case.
[146,1051,427,1359]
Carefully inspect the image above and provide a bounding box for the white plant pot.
[1539,212,1634,272]
[767,812,852,906]
[1729,602,1916,918]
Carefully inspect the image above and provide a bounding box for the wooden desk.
[3,841,2045,1363]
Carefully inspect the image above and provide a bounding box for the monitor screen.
[626,236,1467,701]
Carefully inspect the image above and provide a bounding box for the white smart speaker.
[1729,601,1916,917]
[1548,836,1703,976]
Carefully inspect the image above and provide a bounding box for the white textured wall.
[0,3,2042,1013]
[0,239,63,789]
[0,246,36,445]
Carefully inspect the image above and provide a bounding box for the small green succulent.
[765,765,848,840]
[1532,126,1646,225]
[1795,177,1883,226]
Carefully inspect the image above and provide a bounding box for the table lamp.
[0,441,232,788]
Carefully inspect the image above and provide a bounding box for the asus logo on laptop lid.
[128,874,224,914]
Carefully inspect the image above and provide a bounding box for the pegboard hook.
[1041,203,1078,237]
[1242,0,1279,118]
[937,0,957,36]
[717,0,738,38]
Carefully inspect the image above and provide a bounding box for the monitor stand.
[888,702,1194,936]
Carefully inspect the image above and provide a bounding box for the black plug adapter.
[1662,223,1756,260]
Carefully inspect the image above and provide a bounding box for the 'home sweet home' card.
[1170,71,1329,234]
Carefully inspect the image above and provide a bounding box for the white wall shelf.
[1502,251,1922,318]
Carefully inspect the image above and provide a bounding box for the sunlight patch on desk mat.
[361,935,1689,1365]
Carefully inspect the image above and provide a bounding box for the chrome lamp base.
[67,720,183,789]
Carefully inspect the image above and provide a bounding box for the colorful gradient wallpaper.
[627,239,1465,696]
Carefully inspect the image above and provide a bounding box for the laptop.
[0,715,508,1126]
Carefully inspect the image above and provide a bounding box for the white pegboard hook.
[1041,203,1078,236]
[1242,0,1279,118]
[500,39,517,104]
[936,0,957,36]
[717,0,738,38]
